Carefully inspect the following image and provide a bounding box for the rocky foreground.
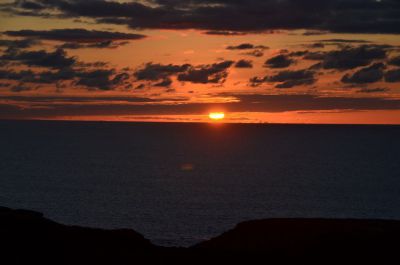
[1,206,399,264]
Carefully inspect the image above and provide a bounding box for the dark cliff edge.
[1,206,399,264]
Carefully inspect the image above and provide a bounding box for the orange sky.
[1,1,400,124]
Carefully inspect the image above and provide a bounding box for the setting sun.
[209,112,225,121]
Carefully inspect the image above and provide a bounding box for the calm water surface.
[1,120,400,246]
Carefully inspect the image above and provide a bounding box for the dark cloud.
[154,78,173,87]
[204,31,247,36]
[388,56,400,67]
[264,54,294,68]
[303,52,326,61]
[303,30,329,36]
[61,68,131,90]
[248,76,268,87]
[228,44,268,60]
[230,93,400,112]
[0,95,164,103]
[275,78,316,89]
[57,43,83,49]
[305,40,371,50]
[308,43,325,49]
[0,60,9,67]
[14,0,45,10]
[134,61,234,85]
[320,39,371,44]
[385,69,400,83]
[0,38,40,49]
[305,45,387,70]
[0,65,131,91]
[342,63,385,84]
[227,43,268,50]
[5,0,400,34]
[111,73,130,85]
[250,69,316,88]
[0,83,11,88]
[235,59,253,68]
[177,61,234,84]
[0,68,79,85]
[58,40,129,49]
[1,48,76,69]
[134,63,191,81]
[2,94,400,119]
[357,88,390,93]
[35,68,77,83]
[75,69,115,90]
[0,69,36,82]
[243,49,264,57]
[10,83,35,92]
[288,50,309,57]
[4,29,146,43]
[269,69,316,88]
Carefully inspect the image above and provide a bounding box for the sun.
[209,112,225,121]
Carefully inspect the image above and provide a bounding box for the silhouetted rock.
[0,206,158,264]
[194,218,400,263]
[2,206,400,264]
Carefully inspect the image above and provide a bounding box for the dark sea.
[1,120,400,246]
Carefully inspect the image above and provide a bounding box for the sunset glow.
[209,112,225,121]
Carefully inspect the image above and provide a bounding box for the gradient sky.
[1,0,400,124]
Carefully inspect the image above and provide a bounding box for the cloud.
[0,95,163,103]
[0,69,37,82]
[1,48,76,69]
[248,76,268,87]
[264,54,294,68]
[134,63,191,81]
[111,72,130,85]
[75,69,116,90]
[0,38,40,49]
[269,69,316,88]
[305,39,373,50]
[4,29,146,43]
[227,43,268,50]
[341,63,385,84]
[5,0,400,34]
[204,31,247,36]
[0,65,131,91]
[58,40,129,49]
[320,39,371,44]
[357,88,389,93]
[10,83,35,92]
[177,61,234,84]
[243,49,265,58]
[305,45,387,70]
[134,61,234,85]
[0,83,11,88]
[250,69,316,88]
[2,93,400,119]
[388,56,400,67]
[288,50,309,57]
[303,30,329,36]
[235,59,253,68]
[385,69,400,83]
[154,78,173,87]
[308,43,325,49]
[2,0,400,33]
[227,44,268,59]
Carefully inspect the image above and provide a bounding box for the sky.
[1,0,400,124]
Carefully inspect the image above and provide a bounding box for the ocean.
[1,120,400,246]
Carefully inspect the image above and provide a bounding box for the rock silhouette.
[1,206,399,264]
